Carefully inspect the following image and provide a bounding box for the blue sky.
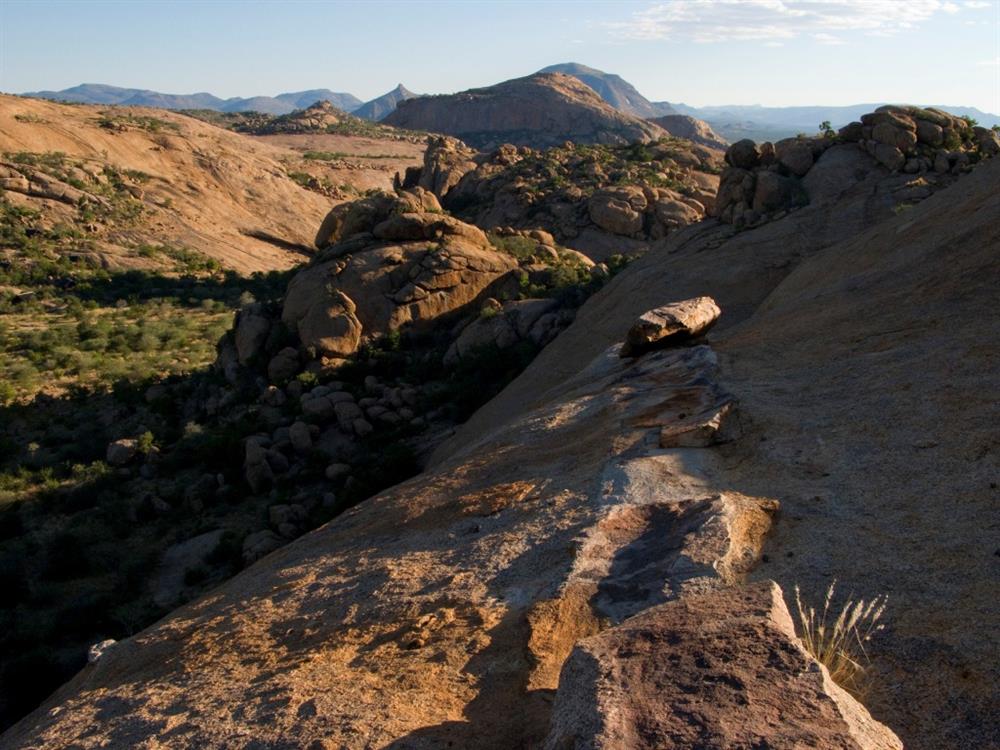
[1,0,998,112]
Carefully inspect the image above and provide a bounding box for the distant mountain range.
[22,83,362,116]
[22,68,1000,139]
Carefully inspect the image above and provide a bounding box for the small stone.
[88,639,117,664]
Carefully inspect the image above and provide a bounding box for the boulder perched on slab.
[620,296,721,357]
[544,581,903,750]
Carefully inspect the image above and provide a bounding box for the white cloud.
[977,56,1000,66]
[605,0,975,43]
[963,1,992,8]
[813,32,847,45]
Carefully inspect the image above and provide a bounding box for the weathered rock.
[334,401,363,433]
[652,195,702,228]
[620,297,721,357]
[872,122,918,153]
[587,187,646,235]
[973,126,1000,156]
[444,298,561,364]
[371,211,488,246]
[233,304,271,365]
[752,171,796,212]
[873,143,905,171]
[776,139,814,176]
[283,222,516,357]
[838,121,864,142]
[87,640,116,665]
[324,463,351,481]
[267,346,300,383]
[915,119,944,146]
[288,421,313,453]
[106,438,138,467]
[241,529,283,564]
[725,139,761,169]
[545,582,903,750]
[659,402,735,448]
[244,439,274,493]
[413,136,478,198]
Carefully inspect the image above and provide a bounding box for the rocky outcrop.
[713,106,997,229]
[288,209,516,358]
[384,73,667,150]
[437,139,720,257]
[432,155,1000,750]
[400,136,478,200]
[443,297,574,365]
[545,581,902,750]
[649,114,729,151]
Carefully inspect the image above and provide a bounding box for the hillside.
[649,113,728,150]
[0,94,335,271]
[384,73,666,149]
[4,110,997,749]
[538,62,673,118]
[23,84,362,116]
[353,84,418,121]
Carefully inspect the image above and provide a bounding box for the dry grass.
[793,581,887,698]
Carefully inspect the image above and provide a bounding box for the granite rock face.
[545,581,902,750]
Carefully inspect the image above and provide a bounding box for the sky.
[1,0,998,113]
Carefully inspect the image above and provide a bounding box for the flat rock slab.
[620,296,721,357]
[545,581,902,750]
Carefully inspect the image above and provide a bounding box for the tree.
[819,120,836,138]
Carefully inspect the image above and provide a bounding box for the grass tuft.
[793,580,887,698]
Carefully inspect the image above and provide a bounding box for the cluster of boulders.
[217,189,517,372]
[586,183,708,240]
[714,105,999,229]
[839,105,999,172]
[444,297,576,365]
[401,136,720,245]
[236,371,430,561]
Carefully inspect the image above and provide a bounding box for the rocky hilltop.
[538,62,673,118]
[384,73,666,150]
[402,135,722,260]
[4,108,998,749]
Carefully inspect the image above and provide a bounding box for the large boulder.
[284,216,517,357]
[775,139,815,177]
[725,139,761,169]
[233,303,272,365]
[414,136,478,198]
[545,582,903,750]
[315,190,440,249]
[587,186,647,235]
[620,297,721,357]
